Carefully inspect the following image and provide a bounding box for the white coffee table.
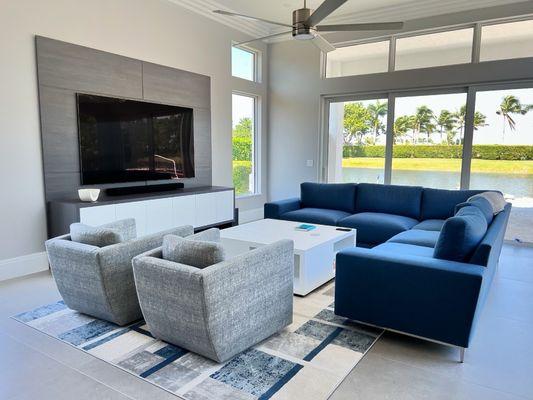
[220,218,356,296]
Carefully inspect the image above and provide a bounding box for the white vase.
[78,188,101,202]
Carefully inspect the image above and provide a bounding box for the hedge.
[343,145,533,160]
[232,160,252,195]
[233,137,252,161]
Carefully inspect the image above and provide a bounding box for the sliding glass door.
[470,87,533,243]
[327,98,388,184]
[391,92,467,189]
[324,83,533,243]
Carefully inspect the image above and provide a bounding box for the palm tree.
[413,106,436,143]
[473,112,488,131]
[454,105,467,141]
[436,110,457,144]
[496,95,533,142]
[367,101,388,143]
[393,115,415,144]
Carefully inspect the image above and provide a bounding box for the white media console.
[47,186,235,238]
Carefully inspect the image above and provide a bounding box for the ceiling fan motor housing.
[292,8,315,39]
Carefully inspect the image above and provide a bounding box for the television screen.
[77,94,194,185]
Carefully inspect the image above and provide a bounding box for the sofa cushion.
[412,219,445,232]
[434,206,488,262]
[388,230,440,248]
[355,183,423,219]
[70,223,124,247]
[455,197,494,225]
[338,212,419,245]
[301,182,356,213]
[420,188,485,221]
[162,235,225,269]
[373,242,435,258]
[281,208,351,226]
[468,192,506,215]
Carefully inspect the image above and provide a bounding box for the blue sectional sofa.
[265,182,511,359]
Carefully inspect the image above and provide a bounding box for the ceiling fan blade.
[311,34,336,53]
[233,31,293,47]
[316,22,404,31]
[306,0,349,27]
[213,10,293,28]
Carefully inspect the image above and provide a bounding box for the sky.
[232,93,254,129]
[350,88,533,145]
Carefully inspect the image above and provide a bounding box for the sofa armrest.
[335,247,484,348]
[264,198,301,219]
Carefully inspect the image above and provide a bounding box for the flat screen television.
[77,93,194,185]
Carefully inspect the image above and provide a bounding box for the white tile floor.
[0,243,532,400]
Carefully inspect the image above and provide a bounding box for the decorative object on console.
[78,188,100,202]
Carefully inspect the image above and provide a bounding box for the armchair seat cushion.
[388,230,440,248]
[338,212,419,245]
[412,219,445,231]
[280,208,351,225]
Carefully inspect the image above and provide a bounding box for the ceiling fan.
[214,0,404,53]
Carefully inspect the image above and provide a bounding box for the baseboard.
[0,252,49,282]
[239,207,264,224]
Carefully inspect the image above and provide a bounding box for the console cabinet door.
[115,201,147,237]
[172,196,196,228]
[216,190,234,223]
[195,193,217,228]
[79,205,116,226]
[145,198,174,234]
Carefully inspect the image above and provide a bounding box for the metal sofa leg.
[459,347,466,363]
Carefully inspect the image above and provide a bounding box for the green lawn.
[342,157,533,175]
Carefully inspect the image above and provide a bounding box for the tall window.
[232,93,257,196]
[328,99,388,183]
[232,46,256,81]
[392,93,467,189]
[470,87,533,242]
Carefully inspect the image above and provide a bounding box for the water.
[342,168,533,198]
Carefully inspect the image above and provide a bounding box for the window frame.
[231,91,261,198]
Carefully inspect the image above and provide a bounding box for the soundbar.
[105,183,184,196]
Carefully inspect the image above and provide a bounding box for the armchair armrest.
[335,247,485,348]
[264,198,301,219]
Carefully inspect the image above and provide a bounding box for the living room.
[1,0,532,399]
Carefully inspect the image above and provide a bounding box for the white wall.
[0,0,267,273]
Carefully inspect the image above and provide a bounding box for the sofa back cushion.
[420,188,486,221]
[455,197,494,225]
[434,206,488,262]
[162,235,225,269]
[301,182,356,213]
[355,183,423,219]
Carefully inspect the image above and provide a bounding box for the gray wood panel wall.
[36,36,212,202]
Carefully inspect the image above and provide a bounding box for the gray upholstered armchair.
[45,219,193,326]
[132,236,294,363]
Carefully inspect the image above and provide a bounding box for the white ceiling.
[171,0,529,40]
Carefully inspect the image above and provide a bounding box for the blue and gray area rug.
[13,283,382,400]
